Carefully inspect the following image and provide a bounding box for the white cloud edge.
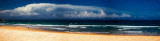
[0,3,131,19]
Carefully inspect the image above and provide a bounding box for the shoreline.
[0,25,152,36]
[0,26,160,41]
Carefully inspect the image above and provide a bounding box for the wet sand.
[0,26,160,41]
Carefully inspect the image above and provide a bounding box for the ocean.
[0,20,160,36]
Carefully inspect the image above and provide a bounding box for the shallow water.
[1,20,160,36]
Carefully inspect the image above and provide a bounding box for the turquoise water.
[1,20,160,36]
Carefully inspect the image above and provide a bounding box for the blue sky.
[0,0,160,20]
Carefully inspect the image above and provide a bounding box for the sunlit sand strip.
[0,26,160,41]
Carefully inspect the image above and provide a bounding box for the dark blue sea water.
[0,20,160,36]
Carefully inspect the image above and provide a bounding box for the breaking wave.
[1,23,160,36]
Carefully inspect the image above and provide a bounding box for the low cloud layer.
[0,3,131,20]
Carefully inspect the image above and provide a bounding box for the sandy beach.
[0,26,160,41]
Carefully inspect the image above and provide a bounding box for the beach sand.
[0,26,160,41]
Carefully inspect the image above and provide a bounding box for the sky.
[0,0,160,20]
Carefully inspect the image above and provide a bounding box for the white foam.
[80,27,86,28]
[0,23,5,25]
[65,31,110,33]
[118,26,160,28]
[124,31,143,33]
[66,25,100,28]
[50,28,66,30]
[68,25,100,27]
[14,24,31,25]
[67,25,160,28]
[4,24,160,28]
[118,29,123,30]
[33,24,66,26]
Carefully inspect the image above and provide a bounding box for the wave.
[65,31,110,34]
[50,28,66,30]
[14,24,32,25]
[1,23,160,35]
[0,23,5,25]
[33,24,66,26]
[117,26,160,28]
[1,23,160,28]
[123,31,143,33]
